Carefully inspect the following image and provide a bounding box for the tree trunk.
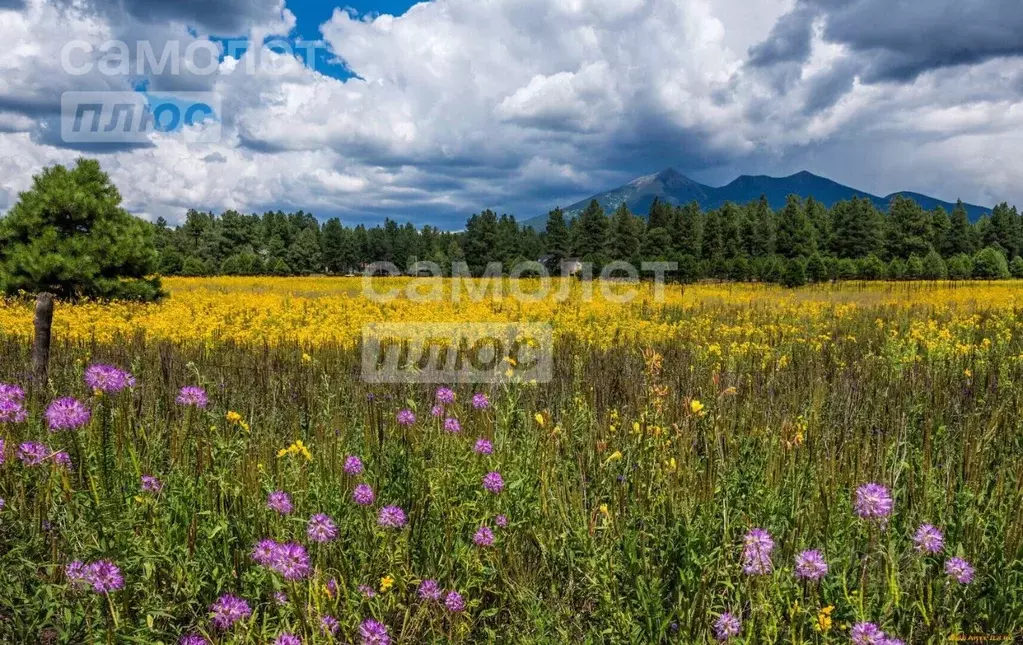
[32,292,54,385]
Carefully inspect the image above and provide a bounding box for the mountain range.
[523,169,991,229]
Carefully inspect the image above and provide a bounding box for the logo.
[60,91,221,144]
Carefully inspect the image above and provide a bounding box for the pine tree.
[572,200,609,259]
[749,196,775,257]
[886,195,931,259]
[544,208,570,265]
[947,200,977,256]
[775,195,814,258]
[831,197,883,259]
[646,198,672,231]
[608,204,641,261]
[672,202,702,257]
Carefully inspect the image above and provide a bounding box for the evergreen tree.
[608,204,642,261]
[287,227,323,274]
[544,208,571,265]
[947,200,977,256]
[1010,256,1023,279]
[831,197,883,259]
[641,227,673,260]
[928,207,951,256]
[986,203,1020,259]
[572,200,609,259]
[806,252,828,283]
[463,210,499,275]
[886,195,931,259]
[0,158,163,301]
[922,250,947,279]
[972,247,1010,279]
[672,202,702,257]
[321,218,346,273]
[646,198,671,231]
[947,254,973,280]
[775,195,814,258]
[750,196,775,257]
[858,254,886,280]
[805,197,830,252]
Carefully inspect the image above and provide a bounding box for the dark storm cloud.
[747,5,816,67]
[753,0,1023,83]
[802,60,858,114]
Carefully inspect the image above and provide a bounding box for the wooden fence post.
[32,292,54,385]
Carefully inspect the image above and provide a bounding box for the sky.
[0,0,1020,229]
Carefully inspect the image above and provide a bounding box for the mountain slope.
[524,169,990,228]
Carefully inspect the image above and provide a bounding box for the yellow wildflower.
[690,399,706,416]
[380,575,394,592]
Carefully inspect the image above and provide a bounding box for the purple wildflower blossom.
[443,417,461,434]
[17,441,49,466]
[267,491,293,515]
[431,405,444,417]
[445,590,465,612]
[344,455,364,475]
[86,560,124,594]
[84,364,135,393]
[482,471,504,494]
[307,513,338,543]
[850,622,885,645]
[0,398,27,424]
[794,549,828,581]
[474,526,495,547]
[252,539,279,565]
[471,393,489,409]
[321,616,340,635]
[180,634,208,645]
[741,528,774,575]
[176,386,208,408]
[326,578,339,598]
[855,483,894,520]
[474,438,493,454]
[54,451,72,469]
[495,514,508,528]
[945,557,975,584]
[353,483,376,506]
[396,409,416,426]
[272,542,310,580]
[359,619,391,645]
[418,579,442,601]
[435,387,455,404]
[883,639,906,645]
[0,383,25,403]
[274,633,302,645]
[377,505,407,529]
[273,591,288,606]
[358,584,377,598]
[45,397,91,431]
[141,475,163,493]
[66,561,89,589]
[0,438,4,465]
[913,523,944,555]
[210,594,251,630]
[0,498,4,510]
[714,612,741,641]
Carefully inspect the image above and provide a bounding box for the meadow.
[1,277,1023,643]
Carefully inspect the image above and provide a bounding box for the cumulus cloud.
[0,0,1021,226]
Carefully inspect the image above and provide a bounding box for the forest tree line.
[154,193,1023,284]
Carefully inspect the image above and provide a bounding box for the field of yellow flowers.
[1,278,1023,644]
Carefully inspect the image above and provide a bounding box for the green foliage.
[0,159,163,301]
[805,252,828,283]
[775,195,815,258]
[922,250,947,279]
[1011,256,1023,279]
[972,247,1011,279]
[947,254,973,280]
[781,255,807,287]
[858,254,886,280]
[572,200,609,259]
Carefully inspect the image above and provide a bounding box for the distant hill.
[523,169,991,228]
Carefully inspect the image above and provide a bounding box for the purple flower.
[66,561,89,589]
[180,634,208,645]
[445,590,465,612]
[210,594,251,630]
[945,557,975,584]
[359,619,390,645]
[272,542,310,580]
[141,475,163,493]
[396,409,416,426]
[86,560,124,594]
[267,491,293,515]
[474,438,493,454]
[344,455,364,475]
[274,633,301,645]
[0,383,25,403]
[741,528,774,575]
[851,622,885,645]
[883,639,906,645]
[435,387,455,404]
[855,483,894,520]
[84,364,135,393]
[794,549,828,581]
[358,584,377,598]
[326,578,339,598]
[377,505,407,529]
[0,498,4,510]
[54,451,72,469]
[252,539,280,565]
[353,483,376,506]
[321,616,340,635]
[482,471,504,494]
[45,397,91,431]
[0,438,5,465]
[176,386,208,408]
[17,441,49,466]
[273,591,288,606]
[431,405,444,417]
[307,513,338,543]
[0,398,27,424]
[495,514,508,528]
[913,523,944,555]
[713,612,741,641]
[471,393,489,409]
[418,579,442,601]
[473,526,495,547]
